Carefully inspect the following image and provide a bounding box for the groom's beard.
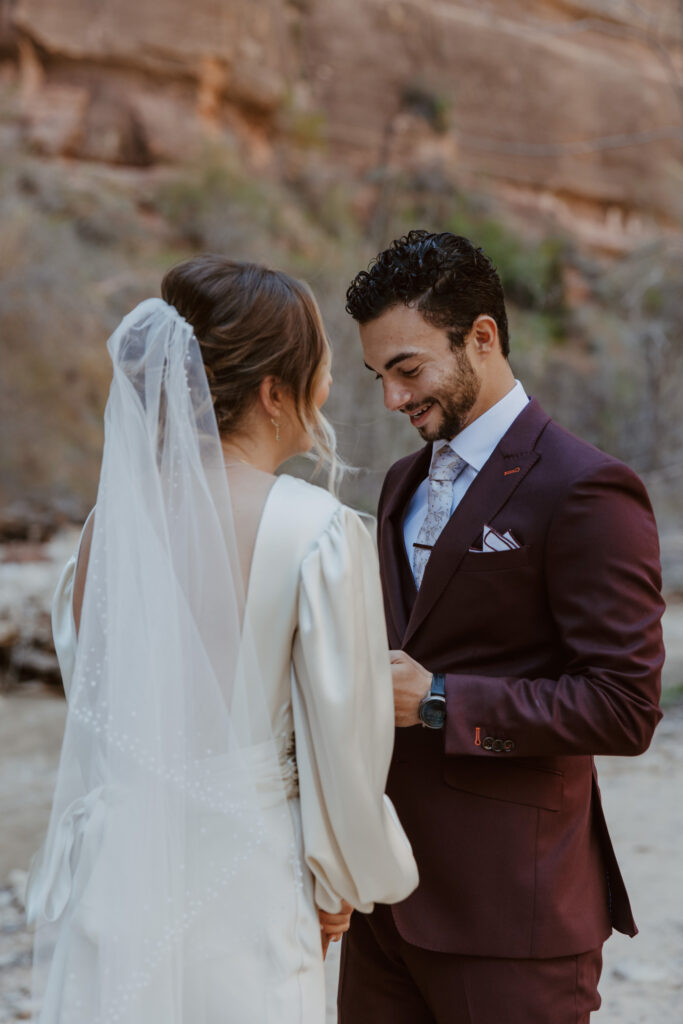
[409,347,481,442]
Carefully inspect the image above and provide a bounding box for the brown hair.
[161,254,338,485]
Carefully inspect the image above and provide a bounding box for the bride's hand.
[318,901,353,958]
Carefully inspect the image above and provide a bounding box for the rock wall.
[5,0,682,251]
[1,0,681,544]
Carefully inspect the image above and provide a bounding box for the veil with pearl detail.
[27,299,301,1023]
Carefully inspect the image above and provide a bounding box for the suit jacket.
[378,398,665,959]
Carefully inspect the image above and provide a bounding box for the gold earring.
[270,418,281,443]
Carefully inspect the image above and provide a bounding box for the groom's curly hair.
[345,230,510,357]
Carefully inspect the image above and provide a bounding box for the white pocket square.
[469,524,521,553]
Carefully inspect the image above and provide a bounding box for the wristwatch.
[418,673,446,729]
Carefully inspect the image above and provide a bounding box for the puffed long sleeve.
[51,553,78,699]
[291,506,419,915]
[51,510,94,701]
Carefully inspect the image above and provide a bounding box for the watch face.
[419,697,446,729]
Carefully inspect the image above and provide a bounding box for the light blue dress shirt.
[403,381,529,573]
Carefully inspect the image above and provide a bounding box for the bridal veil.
[27,299,300,1022]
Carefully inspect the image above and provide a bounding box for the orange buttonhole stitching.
[504,467,521,476]
[475,727,481,747]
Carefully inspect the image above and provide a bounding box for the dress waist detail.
[25,734,299,926]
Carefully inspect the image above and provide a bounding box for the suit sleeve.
[444,460,665,758]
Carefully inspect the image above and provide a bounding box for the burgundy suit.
[340,398,664,1022]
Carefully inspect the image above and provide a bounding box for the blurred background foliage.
[0,0,681,588]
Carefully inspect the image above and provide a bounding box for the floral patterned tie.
[412,447,467,589]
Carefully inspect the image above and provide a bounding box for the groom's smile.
[406,401,436,428]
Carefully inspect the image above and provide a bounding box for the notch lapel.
[379,445,431,641]
[402,399,550,648]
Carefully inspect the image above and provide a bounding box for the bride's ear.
[258,375,285,420]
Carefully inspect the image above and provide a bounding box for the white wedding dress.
[30,472,418,1023]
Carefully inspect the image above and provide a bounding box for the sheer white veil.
[28,299,299,1022]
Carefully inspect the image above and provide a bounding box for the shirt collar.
[431,380,529,473]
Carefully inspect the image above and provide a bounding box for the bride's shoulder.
[274,473,341,521]
[273,474,366,541]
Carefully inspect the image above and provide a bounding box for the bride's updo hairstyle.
[161,254,339,486]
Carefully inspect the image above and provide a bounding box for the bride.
[26,255,418,1023]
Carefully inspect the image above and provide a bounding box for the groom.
[339,231,665,1023]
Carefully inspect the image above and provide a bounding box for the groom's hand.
[390,650,432,727]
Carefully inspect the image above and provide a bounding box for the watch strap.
[431,672,446,698]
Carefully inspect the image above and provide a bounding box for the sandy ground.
[1,689,682,1022]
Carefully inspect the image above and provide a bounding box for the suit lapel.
[379,445,431,641]
[402,398,550,648]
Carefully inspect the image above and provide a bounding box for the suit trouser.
[338,904,602,1024]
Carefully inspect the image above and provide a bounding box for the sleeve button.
[493,739,504,753]
[482,736,495,751]
[503,739,515,753]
